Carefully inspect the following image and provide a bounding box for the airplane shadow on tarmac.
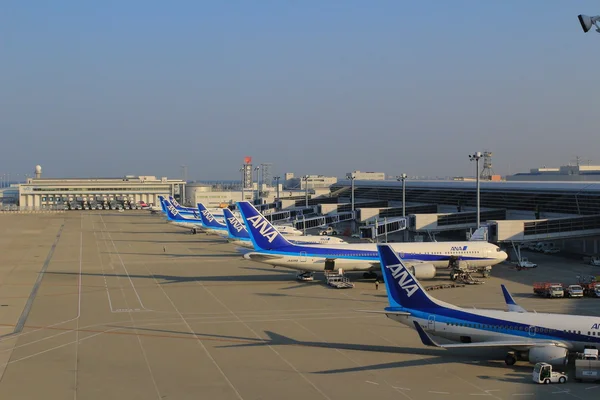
[47,271,309,285]
[107,325,533,377]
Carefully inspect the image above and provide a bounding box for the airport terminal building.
[18,176,185,210]
[327,179,600,257]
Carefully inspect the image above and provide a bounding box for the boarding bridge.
[292,212,354,231]
[378,204,438,218]
[359,217,407,239]
[409,209,507,232]
[488,214,600,243]
[265,207,315,223]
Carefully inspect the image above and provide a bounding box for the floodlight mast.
[578,14,600,33]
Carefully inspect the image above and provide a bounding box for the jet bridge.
[264,207,314,223]
[359,217,407,239]
[292,212,354,231]
[409,209,507,232]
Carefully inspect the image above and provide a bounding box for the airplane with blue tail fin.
[371,243,600,366]
[196,203,228,236]
[223,207,347,249]
[161,199,206,234]
[236,201,507,281]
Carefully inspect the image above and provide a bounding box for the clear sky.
[2,1,600,181]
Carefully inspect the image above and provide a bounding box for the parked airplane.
[157,196,192,217]
[196,203,228,236]
[237,201,507,280]
[162,199,205,233]
[222,208,347,248]
[170,196,224,220]
[374,243,597,366]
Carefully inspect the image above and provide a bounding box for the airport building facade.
[328,179,600,257]
[506,164,600,182]
[18,176,185,210]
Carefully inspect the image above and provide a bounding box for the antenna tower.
[480,151,494,180]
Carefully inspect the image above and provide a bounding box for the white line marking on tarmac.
[99,214,150,311]
[143,264,245,400]
[365,381,379,385]
[511,394,534,397]
[428,391,450,395]
[197,280,334,400]
[366,329,503,400]
[586,386,599,390]
[292,320,414,399]
[392,387,411,391]
[74,217,83,400]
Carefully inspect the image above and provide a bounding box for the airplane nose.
[499,251,508,261]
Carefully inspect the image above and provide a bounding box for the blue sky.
[2,1,599,180]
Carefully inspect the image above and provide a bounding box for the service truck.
[575,349,600,382]
[565,284,584,298]
[533,282,564,298]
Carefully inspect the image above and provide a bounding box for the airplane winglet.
[501,284,527,313]
[413,321,440,347]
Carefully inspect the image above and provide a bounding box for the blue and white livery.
[161,199,205,233]
[196,203,228,236]
[222,207,347,248]
[237,201,507,279]
[375,244,600,366]
[168,196,199,218]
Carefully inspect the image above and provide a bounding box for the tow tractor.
[532,362,567,384]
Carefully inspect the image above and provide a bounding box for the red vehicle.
[533,282,564,298]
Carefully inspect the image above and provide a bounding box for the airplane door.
[528,326,537,337]
[300,251,307,263]
[428,315,435,331]
[324,259,335,271]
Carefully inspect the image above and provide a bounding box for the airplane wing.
[501,284,527,313]
[369,259,422,270]
[355,310,411,316]
[245,253,285,262]
[413,321,566,349]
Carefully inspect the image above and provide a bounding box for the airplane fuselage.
[245,242,507,272]
[387,306,600,353]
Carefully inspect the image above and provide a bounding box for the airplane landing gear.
[505,352,517,366]
[191,228,197,235]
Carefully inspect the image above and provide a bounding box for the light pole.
[347,173,356,232]
[254,166,260,203]
[578,14,600,33]
[240,167,245,201]
[469,152,483,228]
[303,175,309,207]
[274,176,280,200]
[396,174,408,217]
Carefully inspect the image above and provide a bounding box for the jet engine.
[408,263,436,280]
[528,346,568,366]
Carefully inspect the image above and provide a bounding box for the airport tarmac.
[0,211,599,399]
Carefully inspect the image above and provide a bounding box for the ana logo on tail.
[246,215,278,243]
[201,210,215,222]
[167,204,179,216]
[386,263,419,297]
[227,216,244,233]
